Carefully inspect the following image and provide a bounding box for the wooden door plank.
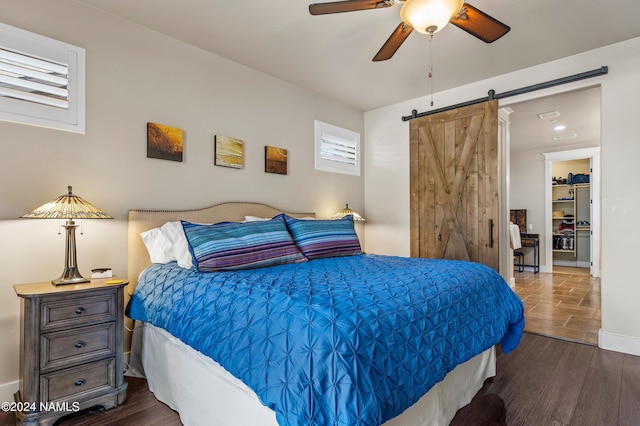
[466,151,479,260]
[482,100,499,268]
[424,127,470,260]
[455,115,483,260]
[409,119,420,257]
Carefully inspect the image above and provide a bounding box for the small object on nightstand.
[13,278,128,425]
[91,268,113,278]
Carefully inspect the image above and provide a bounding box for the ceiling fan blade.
[309,0,394,15]
[449,3,510,43]
[373,22,414,61]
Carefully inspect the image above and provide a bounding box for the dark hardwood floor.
[2,333,639,426]
[453,332,640,426]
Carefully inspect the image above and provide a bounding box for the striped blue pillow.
[281,214,362,260]
[181,216,306,271]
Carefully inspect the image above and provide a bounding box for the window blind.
[0,47,69,109]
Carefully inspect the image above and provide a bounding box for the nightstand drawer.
[41,291,117,331]
[40,358,115,403]
[41,323,115,371]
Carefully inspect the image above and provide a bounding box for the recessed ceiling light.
[553,134,578,140]
[537,110,560,119]
[554,125,567,131]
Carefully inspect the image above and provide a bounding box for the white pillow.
[244,215,270,222]
[140,227,175,264]
[161,221,193,269]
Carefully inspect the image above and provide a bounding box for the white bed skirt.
[128,323,495,426]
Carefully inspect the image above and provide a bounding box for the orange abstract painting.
[147,122,183,162]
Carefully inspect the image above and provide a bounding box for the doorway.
[502,86,602,345]
[544,148,600,277]
[503,86,601,276]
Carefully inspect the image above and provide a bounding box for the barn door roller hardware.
[402,66,608,121]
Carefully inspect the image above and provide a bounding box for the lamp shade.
[400,0,464,34]
[21,186,112,219]
[332,204,365,222]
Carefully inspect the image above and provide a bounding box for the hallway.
[513,267,600,345]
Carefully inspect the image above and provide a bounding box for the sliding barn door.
[409,100,499,270]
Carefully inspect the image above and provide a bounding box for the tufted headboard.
[127,202,315,293]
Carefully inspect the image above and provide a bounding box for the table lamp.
[332,204,365,221]
[21,186,112,285]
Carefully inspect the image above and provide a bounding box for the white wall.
[0,1,364,398]
[552,158,591,178]
[365,37,640,355]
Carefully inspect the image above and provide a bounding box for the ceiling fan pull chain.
[428,31,434,107]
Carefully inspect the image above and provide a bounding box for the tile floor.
[513,266,600,345]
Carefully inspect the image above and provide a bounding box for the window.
[314,120,360,176]
[0,23,85,133]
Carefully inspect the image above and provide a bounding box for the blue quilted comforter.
[127,254,524,425]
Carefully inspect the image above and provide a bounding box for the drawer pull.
[74,378,85,387]
[74,340,86,349]
[75,307,86,315]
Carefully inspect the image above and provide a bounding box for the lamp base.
[52,268,90,286]
[51,219,91,285]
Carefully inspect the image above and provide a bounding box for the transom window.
[314,120,361,176]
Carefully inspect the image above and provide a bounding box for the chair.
[514,250,524,272]
[509,216,524,273]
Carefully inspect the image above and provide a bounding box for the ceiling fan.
[309,0,510,61]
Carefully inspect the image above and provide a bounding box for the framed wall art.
[265,145,288,175]
[215,135,244,169]
[147,122,184,162]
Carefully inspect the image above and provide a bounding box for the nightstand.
[13,278,129,426]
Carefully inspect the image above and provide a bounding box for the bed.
[125,202,524,426]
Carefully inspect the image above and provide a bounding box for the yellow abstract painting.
[215,135,244,169]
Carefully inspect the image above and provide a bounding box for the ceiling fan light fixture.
[400,0,464,34]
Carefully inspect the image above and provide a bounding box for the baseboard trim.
[553,260,578,268]
[0,380,18,405]
[540,265,552,273]
[599,329,640,356]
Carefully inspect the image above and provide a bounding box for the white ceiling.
[75,0,640,112]
[508,86,601,153]
[75,0,634,151]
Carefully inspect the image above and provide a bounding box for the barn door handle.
[488,219,494,248]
